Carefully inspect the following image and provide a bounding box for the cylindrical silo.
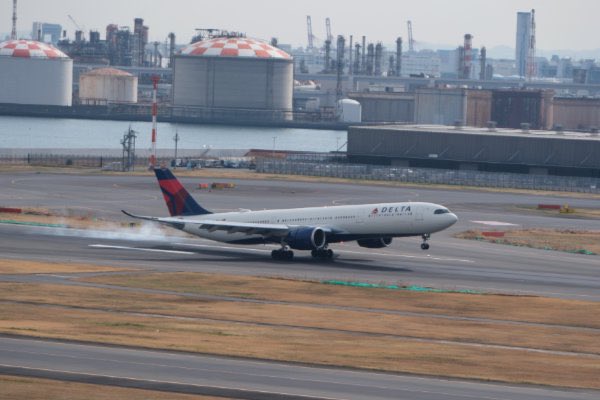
[79,67,138,105]
[172,37,293,115]
[0,40,72,106]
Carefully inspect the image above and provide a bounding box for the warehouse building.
[348,124,600,178]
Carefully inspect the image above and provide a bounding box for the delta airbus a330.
[123,168,458,260]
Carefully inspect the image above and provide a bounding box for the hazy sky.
[2,0,599,51]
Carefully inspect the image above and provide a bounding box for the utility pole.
[173,130,180,167]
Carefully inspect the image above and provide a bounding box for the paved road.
[0,336,597,400]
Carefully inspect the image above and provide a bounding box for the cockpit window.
[434,209,450,214]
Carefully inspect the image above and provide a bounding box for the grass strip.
[0,374,223,400]
[455,229,600,255]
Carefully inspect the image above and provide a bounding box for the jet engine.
[286,227,326,250]
[357,237,392,248]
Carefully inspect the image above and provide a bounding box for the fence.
[256,158,600,194]
[0,154,165,170]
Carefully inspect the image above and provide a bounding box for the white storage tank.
[172,37,293,113]
[0,40,72,106]
[337,99,362,122]
[79,67,138,105]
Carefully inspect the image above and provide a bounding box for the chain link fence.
[256,157,600,194]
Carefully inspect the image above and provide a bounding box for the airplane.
[123,168,458,260]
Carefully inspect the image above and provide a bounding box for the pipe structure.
[480,46,487,80]
[463,34,473,79]
[149,75,160,168]
[395,37,402,77]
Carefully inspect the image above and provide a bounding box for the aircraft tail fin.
[154,168,212,216]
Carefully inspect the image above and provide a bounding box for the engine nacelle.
[357,237,393,249]
[286,227,326,250]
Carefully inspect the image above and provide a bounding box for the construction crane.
[68,14,85,41]
[407,20,415,52]
[306,15,314,49]
[11,0,17,40]
[325,18,333,43]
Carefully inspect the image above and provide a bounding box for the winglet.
[154,168,212,216]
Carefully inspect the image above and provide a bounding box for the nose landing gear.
[420,234,430,250]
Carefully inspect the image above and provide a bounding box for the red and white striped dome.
[180,37,291,60]
[0,40,69,59]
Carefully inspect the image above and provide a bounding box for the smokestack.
[354,43,360,74]
[396,37,402,77]
[462,34,473,79]
[479,46,487,80]
[324,39,332,73]
[336,35,345,100]
[361,36,366,74]
[11,0,17,40]
[168,33,176,68]
[374,42,383,76]
[348,35,353,74]
[366,43,374,75]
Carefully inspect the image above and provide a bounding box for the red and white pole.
[149,75,160,168]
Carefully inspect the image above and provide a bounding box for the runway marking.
[89,244,195,255]
[174,242,271,253]
[0,363,341,400]
[175,243,474,263]
[337,249,474,263]
[470,220,519,226]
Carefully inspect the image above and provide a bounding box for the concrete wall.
[347,92,414,122]
[553,97,600,130]
[414,88,467,125]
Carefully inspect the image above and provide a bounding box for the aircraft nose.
[449,213,458,225]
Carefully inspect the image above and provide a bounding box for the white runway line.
[89,244,195,255]
[470,220,519,226]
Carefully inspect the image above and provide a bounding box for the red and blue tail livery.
[154,168,212,216]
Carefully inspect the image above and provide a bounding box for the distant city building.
[31,22,62,44]
[515,11,532,78]
[401,50,440,78]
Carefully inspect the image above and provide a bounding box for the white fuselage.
[173,201,457,244]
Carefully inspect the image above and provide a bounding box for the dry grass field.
[456,229,600,255]
[0,375,223,400]
[1,264,599,389]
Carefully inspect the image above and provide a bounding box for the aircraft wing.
[183,219,291,236]
[122,210,295,237]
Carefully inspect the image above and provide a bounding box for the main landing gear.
[271,248,294,260]
[420,234,430,250]
[311,248,334,259]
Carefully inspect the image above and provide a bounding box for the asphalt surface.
[1,171,599,398]
[1,336,598,400]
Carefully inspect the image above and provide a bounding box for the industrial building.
[79,67,138,105]
[0,39,72,106]
[347,124,600,178]
[172,36,293,115]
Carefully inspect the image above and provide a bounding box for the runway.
[1,336,598,400]
[1,171,599,398]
